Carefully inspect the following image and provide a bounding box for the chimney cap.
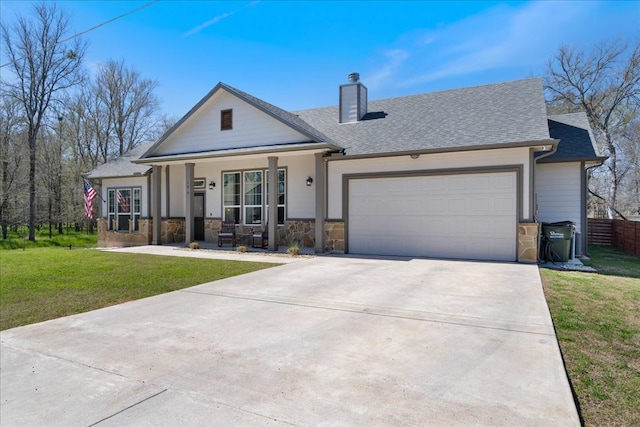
[347,72,360,83]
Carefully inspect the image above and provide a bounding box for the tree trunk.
[605,130,618,219]
[28,132,37,241]
[1,159,8,240]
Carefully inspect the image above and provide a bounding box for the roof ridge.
[295,77,543,114]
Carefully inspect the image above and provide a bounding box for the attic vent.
[339,72,367,123]
[221,109,232,131]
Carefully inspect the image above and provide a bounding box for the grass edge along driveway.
[540,246,640,427]
[0,248,276,331]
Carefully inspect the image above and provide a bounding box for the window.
[266,169,286,224]
[244,170,263,225]
[222,172,241,224]
[221,109,232,131]
[222,168,286,225]
[107,187,141,231]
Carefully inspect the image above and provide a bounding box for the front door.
[194,193,205,241]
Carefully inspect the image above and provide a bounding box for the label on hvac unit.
[549,231,566,239]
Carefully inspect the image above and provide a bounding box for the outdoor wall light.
[410,154,420,159]
[306,176,313,186]
[209,180,216,189]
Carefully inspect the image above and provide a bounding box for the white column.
[185,163,195,243]
[268,156,278,251]
[152,165,162,245]
[314,152,325,253]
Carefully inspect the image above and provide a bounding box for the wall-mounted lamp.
[306,176,313,186]
[209,180,216,189]
[410,154,420,159]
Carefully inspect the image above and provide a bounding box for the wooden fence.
[588,219,640,256]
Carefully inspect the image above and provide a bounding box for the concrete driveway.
[1,255,579,426]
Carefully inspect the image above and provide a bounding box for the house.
[86,74,604,262]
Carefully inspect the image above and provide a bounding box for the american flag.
[83,179,97,218]
[116,190,130,212]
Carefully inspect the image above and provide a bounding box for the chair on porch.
[252,223,268,249]
[217,221,236,247]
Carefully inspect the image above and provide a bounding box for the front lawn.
[541,246,640,426]
[0,248,275,330]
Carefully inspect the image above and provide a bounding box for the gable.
[149,89,317,158]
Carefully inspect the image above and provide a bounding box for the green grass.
[0,226,97,250]
[583,245,640,278]
[541,246,640,426]
[0,247,275,330]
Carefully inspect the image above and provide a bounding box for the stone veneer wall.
[161,218,185,244]
[204,219,222,243]
[518,222,539,263]
[205,220,316,248]
[97,218,152,247]
[279,221,315,247]
[324,221,344,253]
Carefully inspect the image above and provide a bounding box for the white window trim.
[107,186,142,232]
[222,168,286,225]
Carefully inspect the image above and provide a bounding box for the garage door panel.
[348,172,517,261]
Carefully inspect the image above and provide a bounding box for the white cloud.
[184,1,259,37]
[366,0,607,90]
[367,49,410,90]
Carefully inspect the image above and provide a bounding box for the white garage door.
[348,172,517,261]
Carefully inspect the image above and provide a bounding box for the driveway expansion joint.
[180,288,556,336]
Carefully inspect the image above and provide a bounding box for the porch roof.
[134,141,340,165]
[85,143,153,179]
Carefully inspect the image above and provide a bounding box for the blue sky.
[1,1,639,120]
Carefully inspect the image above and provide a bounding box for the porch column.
[152,165,162,245]
[165,165,170,218]
[268,156,278,251]
[185,163,195,243]
[314,152,325,253]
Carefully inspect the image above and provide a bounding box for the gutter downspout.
[532,143,559,262]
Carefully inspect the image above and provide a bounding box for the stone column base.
[518,222,540,263]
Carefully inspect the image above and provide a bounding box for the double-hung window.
[222,173,241,224]
[107,187,141,231]
[222,169,286,225]
[266,169,286,225]
[244,170,263,225]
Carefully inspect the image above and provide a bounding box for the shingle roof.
[295,78,552,156]
[541,113,604,162]
[92,78,598,179]
[85,142,153,179]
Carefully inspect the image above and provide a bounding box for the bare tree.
[95,59,159,157]
[545,39,640,219]
[0,95,24,239]
[1,1,86,240]
[618,119,640,215]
